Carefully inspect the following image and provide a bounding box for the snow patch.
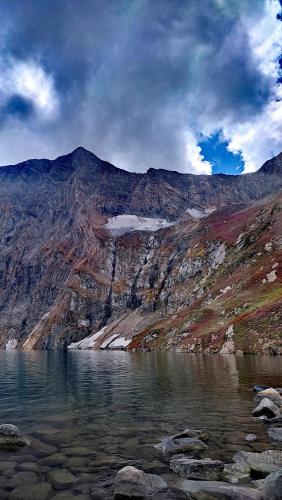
[264,270,277,284]
[105,214,173,235]
[107,336,132,349]
[67,326,107,349]
[186,207,215,219]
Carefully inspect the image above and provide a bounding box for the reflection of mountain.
[0,148,281,351]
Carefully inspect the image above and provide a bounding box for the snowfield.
[104,214,174,235]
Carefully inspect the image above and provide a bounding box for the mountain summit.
[0,149,281,352]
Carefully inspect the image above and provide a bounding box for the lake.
[0,351,281,498]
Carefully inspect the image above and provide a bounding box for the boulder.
[176,478,262,499]
[253,385,269,393]
[245,434,257,442]
[267,427,282,442]
[114,466,167,499]
[0,424,29,448]
[223,461,251,484]
[10,482,53,500]
[261,471,282,500]
[252,399,280,419]
[267,415,282,426]
[170,455,224,480]
[234,450,282,475]
[48,469,78,490]
[155,437,208,455]
[172,429,209,442]
[256,388,282,408]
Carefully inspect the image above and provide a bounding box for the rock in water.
[176,479,262,499]
[252,398,280,419]
[253,385,269,393]
[114,466,167,498]
[261,471,282,500]
[170,455,224,480]
[267,427,282,443]
[155,437,208,455]
[245,434,257,442]
[171,429,209,442]
[256,388,282,408]
[0,424,29,447]
[234,450,282,475]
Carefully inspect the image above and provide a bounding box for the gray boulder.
[253,385,269,393]
[234,450,282,475]
[252,398,280,419]
[155,437,208,455]
[267,427,282,442]
[256,388,282,408]
[223,461,251,484]
[170,455,224,480]
[261,471,282,500]
[0,424,29,448]
[114,466,167,499]
[176,478,262,499]
[267,415,282,426]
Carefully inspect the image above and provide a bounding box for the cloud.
[0,0,280,173]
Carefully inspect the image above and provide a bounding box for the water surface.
[0,352,281,498]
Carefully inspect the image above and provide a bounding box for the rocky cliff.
[0,147,281,352]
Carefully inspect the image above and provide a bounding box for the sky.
[0,0,281,175]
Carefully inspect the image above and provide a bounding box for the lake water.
[0,351,281,498]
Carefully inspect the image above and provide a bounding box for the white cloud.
[0,59,59,120]
[185,131,212,175]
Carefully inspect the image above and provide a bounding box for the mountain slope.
[0,147,281,350]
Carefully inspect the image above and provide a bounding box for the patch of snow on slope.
[67,326,107,349]
[186,207,216,219]
[105,214,173,235]
[107,336,132,349]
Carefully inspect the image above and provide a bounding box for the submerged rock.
[114,466,167,498]
[170,455,224,480]
[234,450,282,475]
[245,434,257,443]
[171,429,209,442]
[267,427,282,443]
[176,478,262,499]
[10,482,53,500]
[155,437,208,455]
[252,398,280,419]
[256,388,282,408]
[0,424,29,448]
[48,469,78,490]
[261,470,282,500]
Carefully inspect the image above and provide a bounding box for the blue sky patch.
[199,132,244,175]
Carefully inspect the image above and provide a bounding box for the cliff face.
[0,147,282,351]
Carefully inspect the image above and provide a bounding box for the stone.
[245,434,257,442]
[51,494,90,500]
[176,478,262,499]
[171,429,209,442]
[234,450,282,475]
[18,462,40,472]
[12,471,38,486]
[267,415,282,426]
[0,461,17,472]
[252,398,280,419]
[63,446,92,456]
[256,388,282,408]
[155,437,208,455]
[48,469,78,490]
[223,461,251,484]
[41,453,67,466]
[267,427,282,442]
[10,482,53,500]
[114,465,167,498]
[261,471,282,500]
[170,455,224,480]
[0,424,29,447]
[253,385,269,393]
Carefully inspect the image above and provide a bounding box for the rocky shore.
[1,384,282,498]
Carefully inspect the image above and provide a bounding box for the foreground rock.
[234,450,282,475]
[155,435,208,455]
[223,461,251,484]
[114,466,167,499]
[256,388,282,408]
[267,427,282,442]
[171,429,209,442]
[245,434,257,442]
[261,470,282,500]
[170,455,224,480]
[176,478,262,499]
[48,469,78,490]
[0,424,29,448]
[252,399,280,419]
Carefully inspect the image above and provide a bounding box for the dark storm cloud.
[0,0,280,172]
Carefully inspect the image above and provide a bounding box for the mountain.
[0,147,281,352]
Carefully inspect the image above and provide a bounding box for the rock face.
[114,466,167,498]
[0,147,282,350]
[260,471,282,500]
